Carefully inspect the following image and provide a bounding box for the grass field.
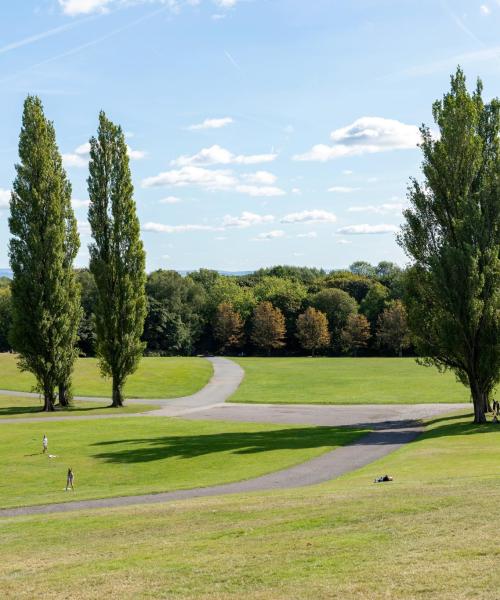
[0,411,497,599]
[0,395,157,419]
[0,353,213,398]
[0,417,365,509]
[231,357,471,404]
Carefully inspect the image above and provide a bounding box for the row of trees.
[7,97,146,410]
[213,300,409,357]
[3,68,500,424]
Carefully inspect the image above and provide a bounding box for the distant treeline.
[1,260,411,357]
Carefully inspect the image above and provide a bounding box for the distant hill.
[0,269,253,279]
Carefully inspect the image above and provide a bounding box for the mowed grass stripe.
[0,413,497,599]
[0,417,366,509]
[231,357,471,404]
[0,353,213,399]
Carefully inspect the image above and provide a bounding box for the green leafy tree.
[349,261,376,278]
[360,282,390,325]
[399,68,500,423]
[0,287,12,352]
[213,302,245,353]
[324,271,373,303]
[296,307,330,355]
[88,112,147,407]
[310,288,358,349]
[251,301,286,355]
[376,300,410,356]
[341,314,371,357]
[9,96,81,411]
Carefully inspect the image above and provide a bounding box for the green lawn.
[0,353,213,398]
[0,417,365,509]
[0,411,497,599]
[231,357,471,404]
[0,395,157,419]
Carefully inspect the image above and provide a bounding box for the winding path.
[0,357,468,518]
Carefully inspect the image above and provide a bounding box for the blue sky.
[1,0,500,272]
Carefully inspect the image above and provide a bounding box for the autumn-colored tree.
[251,301,286,355]
[341,313,371,356]
[296,307,330,355]
[213,302,245,353]
[376,300,410,356]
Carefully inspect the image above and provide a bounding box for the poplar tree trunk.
[471,382,487,424]
[112,378,124,407]
[58,382,71,407]
[43,383,55,412]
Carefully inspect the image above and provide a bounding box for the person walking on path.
[42,434,48,454]
[65,468,74,491]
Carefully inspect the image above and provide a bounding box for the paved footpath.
[0,357,469,518]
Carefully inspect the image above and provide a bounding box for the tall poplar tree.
[88,112,147,407]
[9,96,81,411]
[399,68,500,423]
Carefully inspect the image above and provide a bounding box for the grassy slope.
[0,396,157,418]
[0,353,213,398]
[231,357,470,404]
[1,412,497,599]
[0,417,365,508]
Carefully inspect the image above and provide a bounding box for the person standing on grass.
[65,468,74,491]
[42,434,48,454]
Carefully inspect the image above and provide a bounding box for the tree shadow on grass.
[0,403,115,417]
[91,427,368,464]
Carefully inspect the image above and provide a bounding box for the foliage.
[376,300,411,356]
[251,301,286,354]
[213,302,245,353]
[88,112,147,406]
[0,288,12,352]
[143,298,194,355]
[8,96,81,411]
[360,281,390,325]
[310,288,358,349]
[341,314,371,356]
[399,68,500,423]
[296,307,330,355]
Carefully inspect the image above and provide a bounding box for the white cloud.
[235,184,285,197]
[59,0,111,16]
[348,202,406,214]
[77,219,91,234]
[242,171,277,185]
[342,169,354,175]
[143,222,216,234]
[0,188,11,208]
[214,0,238,7]
[127,146,147,160]
[281,210,337,224]
[328,186,360,193]
[253,230,285,241]
[336,239,352,244]
[291,187,301,195]
[222,212,275,228]
[63,141,145,168]
[72,198,90,208]
[142,165,285,197]
[480,4,491,15]
[188,117,233,130]
[143,166,237,189]
[62,153,87,168]
[172,144,277,167]
[337,224,399,235]
[159,196,182,204]
[294,117,420,161]
[297,231,317,238]
[59,0,204,16]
